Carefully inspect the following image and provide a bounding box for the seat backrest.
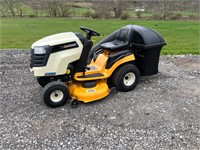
[115,28,128,43]
[115,26,133,44]
[88,25,134,63]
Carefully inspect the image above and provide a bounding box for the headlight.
[34,46,49,54]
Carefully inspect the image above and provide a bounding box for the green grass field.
[0,18,199,55]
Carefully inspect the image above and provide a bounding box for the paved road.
[0,50,200,149]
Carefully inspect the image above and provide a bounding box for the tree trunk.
[19,2,23,17]
[0,8,5,17]
[5,0,15,17]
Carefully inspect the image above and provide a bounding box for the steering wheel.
[80,26,100,40]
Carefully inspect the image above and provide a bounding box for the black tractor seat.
[100,26,133,52]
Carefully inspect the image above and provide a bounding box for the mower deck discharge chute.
[30,25,166,108]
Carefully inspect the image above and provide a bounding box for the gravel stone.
[0,50,200,149]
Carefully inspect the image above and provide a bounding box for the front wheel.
[112,64,140,92]
[42,81,70,108]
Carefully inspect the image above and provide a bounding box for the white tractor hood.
[31,32,79,48]
[30,32,83,76]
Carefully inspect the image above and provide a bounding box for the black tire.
[42,81,70,108]
[112,64,140,92]
[37,77,51,87]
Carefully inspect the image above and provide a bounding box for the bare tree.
[5,0,15,17]
[28,1,41,17]
[0,1,8,16]
[58,1,72,17]
[3,0,25,17]
[109,0,128,18]
[46,1,58,17]
[93,1,111,18]
[16,1,23,17]
[92,0,129,19]
[46,0,72,17]
[152,0,186,20]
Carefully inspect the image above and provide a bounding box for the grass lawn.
[0,18,199,55]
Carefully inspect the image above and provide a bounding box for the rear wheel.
[112,64,140,92]
[42,81,70,108]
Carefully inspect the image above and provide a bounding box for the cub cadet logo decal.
[63,43,78,49]
[51,41,79,53]
[87,89,96,93]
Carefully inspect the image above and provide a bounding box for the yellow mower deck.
[68,52,135,103]
[68,80,110,103]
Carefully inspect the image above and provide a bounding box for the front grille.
[30,49,51,68]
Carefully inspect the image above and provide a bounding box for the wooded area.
[0,0,199,20]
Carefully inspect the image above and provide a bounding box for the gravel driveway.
[0,50,200,150]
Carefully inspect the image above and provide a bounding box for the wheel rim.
[50,90,64,102]
[123,72,136,86]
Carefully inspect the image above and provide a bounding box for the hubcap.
[50,90,64,102]
[123,72,136,86]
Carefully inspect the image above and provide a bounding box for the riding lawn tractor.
[30,25,166,108]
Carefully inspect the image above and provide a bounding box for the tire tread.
[42,81,69,108]
[112,63,140,92]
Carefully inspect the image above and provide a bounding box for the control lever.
[83,66,90,76]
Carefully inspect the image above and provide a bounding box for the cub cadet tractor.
[30,25,166,108]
